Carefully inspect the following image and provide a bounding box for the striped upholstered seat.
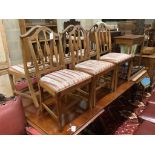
[75,60,115,75]
[9,64,35,75]
[100,53,132,64]
[9,63,50,75]
[39,69,92,93]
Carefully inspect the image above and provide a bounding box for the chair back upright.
[89,24,99,58]
[68,25,90,69]
[61,25,75,65]
[20,25,42,71]
[25,26,64,80]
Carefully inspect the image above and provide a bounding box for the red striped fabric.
[75,60,114,75]
[100,53,132,64]
[40,69,92,93]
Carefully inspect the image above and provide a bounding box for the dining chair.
[26,26,93,129]
[8,25,42,108]
[93,23,133,90]
[68,25,116,107]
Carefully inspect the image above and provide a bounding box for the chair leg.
[38,86,44,114]
[127,59,133,81]
[92,78,97,108]
[8,74,16,96]
[56,94,63,130]
[88,81,94,109]
[27,77,39,108]
[111,69,116,92]
[114,65,119,90]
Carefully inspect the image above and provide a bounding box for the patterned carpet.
[81,84,151,135]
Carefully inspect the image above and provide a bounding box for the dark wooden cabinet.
[19,19,58,34]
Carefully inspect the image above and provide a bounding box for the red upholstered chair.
[138,103,155,124]
[0,96,41,135]
[133,120,155,135]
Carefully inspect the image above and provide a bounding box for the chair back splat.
[69,25,90,69]
[25,26,65,80]
[89,23,112,60]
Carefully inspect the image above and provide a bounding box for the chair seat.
[9,64,31,75]
[9,63,49,75]
[100,52,132,64]
[134,121,155,135]
[39,69,92,93]
[139,103,155,124]
[75,60,115,75]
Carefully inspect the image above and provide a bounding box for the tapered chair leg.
[111,69,116,92]
[88,81,94,109]
[8,74,16,96]
[114,65,119,91]
[56,94,63,130]
[92,79,97,108]
[27,77,39,108]
[127,59,133,81]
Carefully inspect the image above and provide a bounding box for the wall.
[3,19,22,65]
[3,19,152,66]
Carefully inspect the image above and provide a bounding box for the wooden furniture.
[8,25,41,108]
[115,34,144,74]
[26,26,93,130]
[141,53,155,85]
[89,23,112,59]
[92,23,133,90]
[114,34,144,55]
[89,24,121,53]
[0,20,10,70]
[24,69,148,135]
[64,19,80,29]
[19,19,58,34]
[69,25,116,107]
[19,19,58,63]
[114,34,145,74]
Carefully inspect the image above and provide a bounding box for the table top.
[142,53,155,58]
[114,34,144,40]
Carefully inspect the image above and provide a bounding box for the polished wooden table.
[23,69,148,135]
[114,34,144,54]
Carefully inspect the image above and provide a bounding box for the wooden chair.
[8,25,42,108]
[68,25,116,107]
[61,24,95,66]
[26,26,93,129]
[93,23,133,90]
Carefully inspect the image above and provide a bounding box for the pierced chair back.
[69,25,90,68]
[26,26,64,80]
[95,23,112,59]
